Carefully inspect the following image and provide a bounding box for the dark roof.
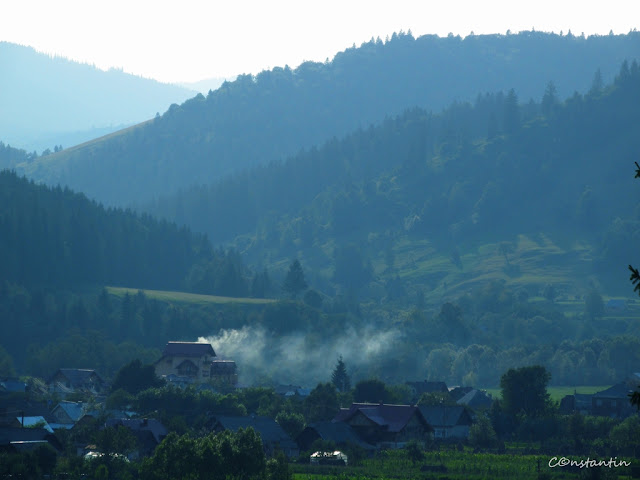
[419,406,472,427]
[333,403,432,433]
[449,386,474,401]
[215,415,297,447]
[593,382,633,399]
[456,389,493,409]
[0,379,27,393]
[49,369,105,387]
[559,393,593,413]
[0,427,63,451]
[162,342,216,357]
[105,418,168,444]
[302,422,375,449]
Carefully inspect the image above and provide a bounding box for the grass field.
[483,385,611,403]
[106,286,276,306]
[291,447,637,480]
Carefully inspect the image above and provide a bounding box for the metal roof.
[162,342,216,357]
[333,403,432,433]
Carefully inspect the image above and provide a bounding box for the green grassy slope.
[106,286,275,306]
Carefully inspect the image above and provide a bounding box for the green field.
[483,385,611,403]
[291,448,636,480]
[106,286,276,306]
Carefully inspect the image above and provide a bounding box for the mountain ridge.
[16,31,640,206]
[0,41,196,150]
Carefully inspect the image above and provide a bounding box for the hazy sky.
[2,0,638,84]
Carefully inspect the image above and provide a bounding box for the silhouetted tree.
[353,379,391,403]
[282,259,307,299]
[111,359,164,395]
[331,355,351,393]
[303,383,339,422]
[500,365,552,417]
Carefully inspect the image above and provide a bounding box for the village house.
[419,405,473,439]
[212,415,299,458]
[296,421,376,452]
[559,380,637,418]
[49,401,89,429]
[154,341,237,385]
[559,392,594,415]
[406,380,449,400]
[47,368,107,397]
[0,378,27,394]
[104,418,168,459]
[456,389,493,410]
[332,403,433,449]
[591,383,636,418]
[0,426,63,453]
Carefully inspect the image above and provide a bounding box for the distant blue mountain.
[0,42,196,150]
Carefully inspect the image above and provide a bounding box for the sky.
[1,0,639,84]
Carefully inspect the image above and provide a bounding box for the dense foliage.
[0,170,234,291]
[147,61,640,301]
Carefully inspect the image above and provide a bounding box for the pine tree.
[282,259,307,299]
[331,355,351,392]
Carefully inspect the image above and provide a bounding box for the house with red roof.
[332,403,433,449]
[154,342,237,386]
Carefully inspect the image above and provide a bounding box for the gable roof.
[105,418,168,444]
[162,342,216,357]
[419,406,472,427]
[456,389,493,409]
[215,415,297,446]
[52,401,86,423]
[0,379,27,393]
[16,416,53,433]
[0,427,63,451]
[301,422,375,449]
[593,382,633,399]
[333,403,432,433]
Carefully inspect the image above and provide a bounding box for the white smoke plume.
[199,325,403,387]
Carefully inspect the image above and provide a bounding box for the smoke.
[199,325,404,386]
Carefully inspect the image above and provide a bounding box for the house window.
[612,400,617,407]
[177,361,198,377]
[596,399,602,407]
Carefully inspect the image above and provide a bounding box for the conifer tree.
[282,259,307,299]
[331,355,351,393]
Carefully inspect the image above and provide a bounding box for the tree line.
[22,31,640,206]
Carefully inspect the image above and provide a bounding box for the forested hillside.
[0,169,252,294]
[0,166,263,377]
[146,61,640,302]
[18,31,640,205]
[0,42,195,150]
